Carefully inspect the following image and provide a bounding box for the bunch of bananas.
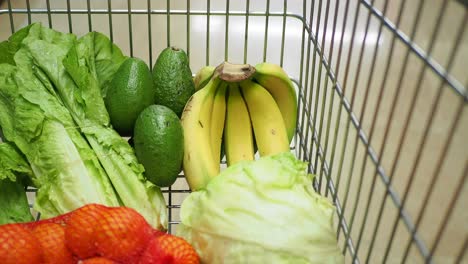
[182,62,297,190]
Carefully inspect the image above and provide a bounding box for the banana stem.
[215,62,256,82]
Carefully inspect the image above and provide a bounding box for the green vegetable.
[0,62,119,219]
[15,23,167,229]
[0,142,34,225]
[91,32,127,98]
[177,152,344,264]
[0,24,34,65]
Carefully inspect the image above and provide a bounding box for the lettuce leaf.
[0,63,119,219]
[177,152,344,264]
[0,24,34,65]
[92,32,127,97]
[17,24,167,229]
[0,142,34,224]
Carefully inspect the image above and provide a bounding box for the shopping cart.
[1,0,466,263]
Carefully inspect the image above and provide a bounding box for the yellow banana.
[193,66,216,91]
[181,76,222,190]
[253,63,297,143]
[239,79,290,157]
[210,82,227,165]
[224,83,254,166]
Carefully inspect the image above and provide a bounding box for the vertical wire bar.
[306,0,323,177]
[26,0,32,25]
[344,0,390,254]
[86,0,92,32]
[262,0,270,62]
[298,0,315,163]
[430,162,468,262]
[351,1,409,261]
[313,0,332,192]
[382,2,451,261]
[295,0,308,159]
[364,0,426,261]
[304,0,321,171]
[419,112,467,262]
[187,0,190,64]
[45,0,52,28]
[337,0,377,248]
[243,0,250,64]
[332,0,363,240]
[167,0,171,47]
[168,188,172,233]
[224,0,229,61]
[322,0,342,198]
[147,0,153,68]
[107,0,114,42]
[327,0,353,203]
[206,0,210,65]
[455,237,468,264]
[279,0,287,67]
[345,0,391,260]
[402,14,468,262]
[345,1,388,254]
[6,0,14,33]
[127,0,133,57]
[66,0,72,33]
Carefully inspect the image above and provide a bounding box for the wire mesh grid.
[1,0,467,263]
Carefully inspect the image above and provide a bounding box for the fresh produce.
[180,73,231,190]
[0,142,34,224]
[253,62,298,142]
[0,23,167,229]
[209,82,227,165]
[105,57,155,136]
[94,207,153,262]
[139,234,200,264]
[0,61,120,218]
[32,222,75,263]
[0,223,44,264]
[133,105,184,187]
[0,204,200,264]
[181,61,296,190]
[80,257,117,264]
[224,83,254,166]
[65,204,109,259]
[91,33,127,98]
[193,65,215,91]
[177,152,343,264]
[152,47,195,116]
[239,79,290,156]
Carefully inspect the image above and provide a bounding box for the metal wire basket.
[1,0,467,263]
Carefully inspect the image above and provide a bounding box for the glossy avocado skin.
[133,105,184,187]
[105,58,155,136]
[152,47,195,117]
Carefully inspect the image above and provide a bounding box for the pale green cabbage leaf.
[178,152,344,264]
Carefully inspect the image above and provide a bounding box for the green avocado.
[105,57,155,136]
[133,105,184,187]
[152,47,195,116]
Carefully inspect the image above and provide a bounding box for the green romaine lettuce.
[16,23,167,229]
[0,142,34,224]
[177,152,344,264]
[0,24,34,65]
[0,63,119,219]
